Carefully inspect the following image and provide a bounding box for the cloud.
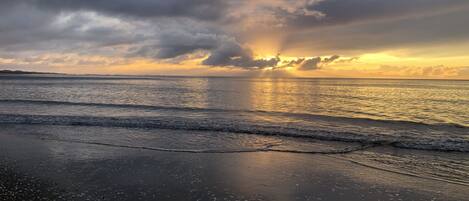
[286,55,341,71]
[234,1,469,56]
[283,0,469,28]
[126,26,282,69]
[322,55,340,63]
[298,57,322,71]
[33,0,228,21]
[1,1,263,70]
[0,2,226,67]
[335,57,359,63]
[129,31,223,59]
[0,5,141,54]
[377,65,469,77]
[279,58,305,68]
[203,40,280,68]
[279,6,469,55]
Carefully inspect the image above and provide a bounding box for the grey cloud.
[323,55,340,63]
[0,4,140,51]
[0,3,56,46]
[279,58,305,68]
[233,0,469,57]
[298,57,322,71]
[283,55,340,71]
[2,0,469,72]
[130,31,222,59]
[1,1,232,66]
[280,6,469,55]
[203,41,280,68]
[33,0,228,21]
[0,4,156,66]
[288,0,469,27]
[128,28,281,69]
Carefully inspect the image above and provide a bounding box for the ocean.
[0,74,468,186]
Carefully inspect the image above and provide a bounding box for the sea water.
[0,74,468,185]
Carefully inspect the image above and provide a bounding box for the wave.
[38,137,372,155]
[0,99,467,129]
[335,156,469,187]
[0,114,467,152]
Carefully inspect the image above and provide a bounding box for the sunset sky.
[1,0,469,78]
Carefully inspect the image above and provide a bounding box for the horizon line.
[1,69,468,81]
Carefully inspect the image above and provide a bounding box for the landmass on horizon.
[0,70,58,75]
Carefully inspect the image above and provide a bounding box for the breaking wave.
[0,113,467,152]
[0,99,466,129]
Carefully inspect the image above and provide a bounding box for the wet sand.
[0,132,467,201]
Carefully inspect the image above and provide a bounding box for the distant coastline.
[0,70,58,75]
[0,70,467,81]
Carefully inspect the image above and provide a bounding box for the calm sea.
[0,74,468,185]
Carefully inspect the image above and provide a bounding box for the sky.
[1,0,469,78]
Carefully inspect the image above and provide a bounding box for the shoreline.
[1,132,467,201]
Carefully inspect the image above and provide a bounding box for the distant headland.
[0,70,58,74]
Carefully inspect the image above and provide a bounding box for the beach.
[1,127,468,201]
[0,75,468,201]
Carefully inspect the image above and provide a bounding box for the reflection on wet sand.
[1,131,467,201]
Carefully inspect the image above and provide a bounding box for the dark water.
[0,74,468,185]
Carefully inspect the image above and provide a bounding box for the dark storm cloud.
[33,0,227,20]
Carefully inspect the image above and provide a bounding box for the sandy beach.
[0,131,467,201]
